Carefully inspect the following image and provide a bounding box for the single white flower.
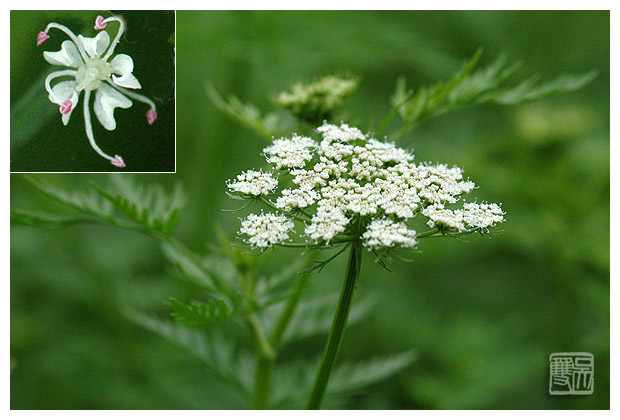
[38,14,158,168]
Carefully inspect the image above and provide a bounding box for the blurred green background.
[11,10,609,409]
[10,10,175,172]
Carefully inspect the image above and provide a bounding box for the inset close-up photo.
[10,10,175,172]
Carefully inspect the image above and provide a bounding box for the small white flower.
[239,212,295,249]
[463,202,505,229]
[227,169,278,197]
[362,218,417,250]
[38,14,158,168]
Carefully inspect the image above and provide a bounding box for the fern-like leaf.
[395,48,483,124]
[22,175,114,220]
[479,70,598,105]
[92,176,187,236]
[391,49,596,139]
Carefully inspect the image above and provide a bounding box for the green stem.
[248,312,276,409]
[269,251,317,349]
[306,241,363,409]
[252,355,274,409]
[251,252,317,409]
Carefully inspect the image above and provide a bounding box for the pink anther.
[37,31,50,46]
[60,99,73,114]
[94,16,108,30]
[111,155,126,168]
[146,110,157,125]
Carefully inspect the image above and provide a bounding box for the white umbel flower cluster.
[228,122,505,251]
[463,202,505,229]
[362,218,418,249]
[263,135,317,169]
[421,201,505,232]
[226,169,278,197]
[421,204,466,231]
[238,212,295,249]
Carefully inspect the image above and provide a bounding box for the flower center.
[75,57,111,91]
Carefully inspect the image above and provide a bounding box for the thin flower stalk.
[306,241,362,409]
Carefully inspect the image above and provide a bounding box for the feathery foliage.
[388,49,597,140]
[93,176,187,236]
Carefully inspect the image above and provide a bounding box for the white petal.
[110,54,134,74]
[48,81,79,125]
[43,40,83,68]
[78,31,110,58]
[94,83,133,131]
[110,54,142,89]
[48,80,77,104]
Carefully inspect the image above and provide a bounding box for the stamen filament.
[109,82,157,111]
[44,23,89,62]
[83,90,114,162]
[102,16,126,61]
